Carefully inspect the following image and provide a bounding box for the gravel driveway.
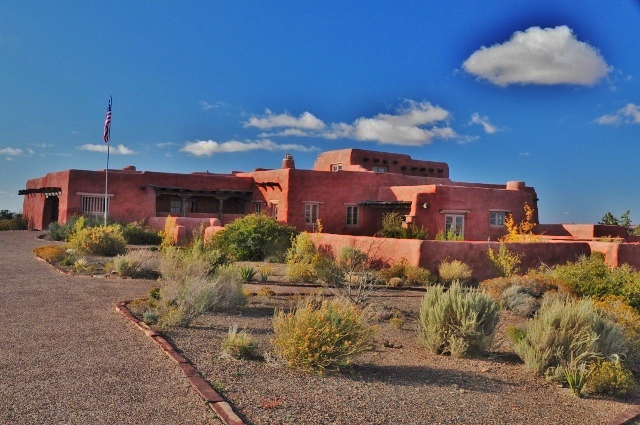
[0,231,219,424]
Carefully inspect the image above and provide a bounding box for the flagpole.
[104,95,112,226]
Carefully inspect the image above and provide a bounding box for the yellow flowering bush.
[271,297,375,372]
[68,225,127,256]
[33,245,67,263]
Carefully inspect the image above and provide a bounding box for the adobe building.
[20,148,538,241]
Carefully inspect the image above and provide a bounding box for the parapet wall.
[311,233,640,282]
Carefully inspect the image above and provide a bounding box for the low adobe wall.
[311,233,615,282]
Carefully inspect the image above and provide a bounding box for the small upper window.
[490,212,506,226]
[346,205,359,226]
[372,166,387,173]
[331,163,343,172]
[254,202,262,214]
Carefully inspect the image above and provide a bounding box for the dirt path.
[0,231,219,424]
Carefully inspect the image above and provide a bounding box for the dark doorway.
[43,196,59,229]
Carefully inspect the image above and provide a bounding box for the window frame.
[331,163,343,172]
[79,193,112,215]
[372,165,387,173]
[345,204,359,226]
[489,211,506,226]
[445,214,465,238]
[304,202,320,225]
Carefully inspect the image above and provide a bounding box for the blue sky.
[1,0,639,224]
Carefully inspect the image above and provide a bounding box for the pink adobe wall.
[22,171,71,230]
[312,233,594,282]
[396,184,537,241]
[313,149,450,178]
[618,243,640,268]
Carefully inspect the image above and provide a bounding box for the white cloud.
[469,113,498,134]
[596,103,640,125]
[463,26,609,86]
[347,101,454,146]
[79,144,135,154]
[244,110,326,130]
[180,139,319,157]
[0,147,23,156]
[200,100,227,110]
[156,142,178,148]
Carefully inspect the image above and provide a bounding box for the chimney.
[282,153,295,169]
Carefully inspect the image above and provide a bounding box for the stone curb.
[607,404,640,425]
[115,301,245,425]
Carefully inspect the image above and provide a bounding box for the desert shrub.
[286,232,319,283]
[501,203,538,242]
[271,297,375,372]
[67,225,127,256]
[113,249,160,278]
[479,275,558,301]
[418,281,499,357]
[221,325,260,360]
[389,315,405,329]
[435,229,464,241]
[487,243,522,277]
[378,212,407,239]
[211,214,298,261]
[547,253,640,310]
[258,265,273,282]
[378,258,409,283]
[438,259,473,284]
[159,264,247,327]
[501,285,540,317]
[239,266,257,282]
[505,325,527,344]
[387,277,404,288]
[585,359,637,397]
[33,245,67,263]
[0,213,27,231]
[513,296,628,376]
[563,361,590,397]
[339,246,368,270]
[121,222,162,245]
[142,310,159,325]
[408,223,428,240]
[47,222,69,241]
[257,286,276,297]
[404,265,433,286]
[594,295,640,371]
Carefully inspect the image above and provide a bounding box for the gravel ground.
[0,231,219,424]
[163,286,640,425]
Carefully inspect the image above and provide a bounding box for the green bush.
[211,214,297,261]
[159,264,247,327]
[513,296,628,376]
[417,281,499,357]
[122,222,162,245]
[500,285,540,317]
[479,275,558,302]
[113,249,160,278]
[438,259,473,284]
[67,225,127,256]
[286,232,320,283]
[33,245,67,263]
[239,266,257,282]
[487,243,522,277]
[271,297,375,372]
[221,325,260,360]
[377,258,432,286]
[377,212,407,239]
[545,253,640,311]
[0,213,27,231]
[586,359,637,397]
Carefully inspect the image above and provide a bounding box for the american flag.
[103,96,112,143]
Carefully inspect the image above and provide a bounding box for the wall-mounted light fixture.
[422,202,430,209]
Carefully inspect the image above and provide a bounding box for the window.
[170,199,182,214]
[445,214,464,238]
[304,203,319,225]
[346,205,359,226]
[490,212,506,226]
[272,203,278,219]
[372,165,387,173]
[82,195,109,215]
[331,163,343,172]
[254,202,262,214]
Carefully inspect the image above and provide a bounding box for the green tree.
[599,212,620,226]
